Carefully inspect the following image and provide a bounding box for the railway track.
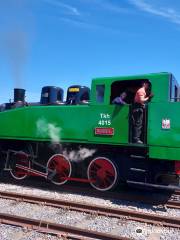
[175,190,180,196]
[0,191,179,229]
[0,212,131,240]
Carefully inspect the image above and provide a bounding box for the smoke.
[36,118,61,144]
[63,147,96,162]
[3,30,29,88]
[0,0,33,88]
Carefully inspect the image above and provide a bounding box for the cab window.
[111,80,152,104]
[170,75,179,102]
[96,85,105,103]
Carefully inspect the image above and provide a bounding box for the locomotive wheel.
[47,154,72,185]
[87,156,118,191]
[10,151,31,180]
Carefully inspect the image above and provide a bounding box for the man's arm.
[139,93,149,102]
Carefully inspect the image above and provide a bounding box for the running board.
[127,180,180,191]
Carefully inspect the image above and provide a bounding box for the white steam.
[63,147,96,162]
[36,118,61,143]
[36,118,96,161]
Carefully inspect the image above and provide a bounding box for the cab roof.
[92,72,171,83]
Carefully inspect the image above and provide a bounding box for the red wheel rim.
[87,157,117,191]
[47,154,72,185]
[10,152,30,180]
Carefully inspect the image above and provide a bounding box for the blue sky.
[0,0,180,102]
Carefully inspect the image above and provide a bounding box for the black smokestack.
[14,88,25,102]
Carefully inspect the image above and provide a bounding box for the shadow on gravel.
[0,173,175,213]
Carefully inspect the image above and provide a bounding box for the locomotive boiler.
[0,72,179,191]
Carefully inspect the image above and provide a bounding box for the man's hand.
[149,93,154,99]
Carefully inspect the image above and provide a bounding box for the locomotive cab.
[90,77,152,145]
[66,85,90,105]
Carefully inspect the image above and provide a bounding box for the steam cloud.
[36,119,96,162]
[36,118,61,144]
[63,147,96,162]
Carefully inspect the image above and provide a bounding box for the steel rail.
[0,212,132,240]
[0,191,179,228]
[166,200,180,209]
[175,190,180,196]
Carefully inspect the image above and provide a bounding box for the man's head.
[120,92,127,99]
[142,80,150,90]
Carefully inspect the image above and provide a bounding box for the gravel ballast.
[0,181,179,239]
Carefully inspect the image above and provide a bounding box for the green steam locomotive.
[0,72,179,191]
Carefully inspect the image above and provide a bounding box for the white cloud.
[59,17,119,33]
[130,0,180,25]
[42,0,80,16]
[81,0,130,14]
[99,1,130,14]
